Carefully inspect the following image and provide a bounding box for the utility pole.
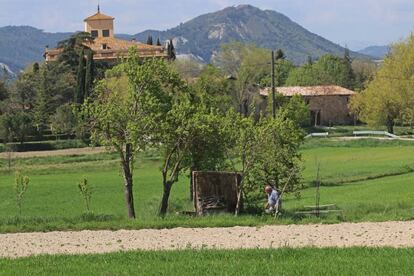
[271,51,276,119]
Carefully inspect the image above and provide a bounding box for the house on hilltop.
[44,7,169,62]
[260,85,356,126]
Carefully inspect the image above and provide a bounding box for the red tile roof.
[260,85,356,97]
[84,12,114,22]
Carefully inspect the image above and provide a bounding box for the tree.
[342,48,356,89]
[81,50,184,218]
[167,39,176,60]
[50,104,76,137]
[33,64,50,135]
[215,42,270,116]
[156,38,162,46]
[275,49,286,60]
[57,32,94,72]
[286,54,357,88]
[75,49,86,104]
[84,49,95,99]
[350,35,414,133]
[147,35,153,45]
[237,115,304,209]
[158,98,235,215]
[0,79,8,102]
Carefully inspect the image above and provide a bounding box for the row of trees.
[81,49,306,218]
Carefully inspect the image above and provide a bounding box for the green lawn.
[1,248,414,276]
[1,139,414,232]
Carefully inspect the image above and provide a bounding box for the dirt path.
[1,221,414,258]
[0,147,108,159]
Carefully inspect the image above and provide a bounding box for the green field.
[1,139,414,232]
[1,248,414,275]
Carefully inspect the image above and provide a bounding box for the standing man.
[265,185,280,214]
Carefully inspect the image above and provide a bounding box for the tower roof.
[84,11,114,22]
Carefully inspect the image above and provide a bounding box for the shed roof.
[260,85,356,97]
[84,12,114,22]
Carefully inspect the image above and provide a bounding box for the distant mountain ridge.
[0,5,369,74]
[357,45,390,59]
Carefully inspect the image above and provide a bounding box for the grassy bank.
[1,248,414,275]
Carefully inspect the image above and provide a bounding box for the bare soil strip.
[0,147,108,159]
[1,221,414,259]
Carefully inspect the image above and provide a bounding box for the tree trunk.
[159,180,173,216]
[386,116,395,134]
[122,144,136,219]
[189,168,194,201]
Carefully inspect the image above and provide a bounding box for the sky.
[1,0,414,50]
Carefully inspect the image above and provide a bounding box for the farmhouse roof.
[260,85,356,97]
[84,11,114,22]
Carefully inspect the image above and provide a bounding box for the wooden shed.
[192,171,242,215]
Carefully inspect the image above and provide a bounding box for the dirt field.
[0,147,108,159]
[1,221,414,258]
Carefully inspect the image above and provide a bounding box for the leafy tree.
[75,49,86,104]
[238,115,304,209]
[215,42,270,116]
[260,59,294,87]
[0,79,8,102]
[286,54,356,89]
[0,111,34,144]
[351,35,414,133]
[172,58,204,81]
[50,104,76,137]
[33,64,50,135]
[158,97,235,215]
[81,50,183,218]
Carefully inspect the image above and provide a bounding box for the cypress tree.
[167,39,176,60]
[343,48,355,89]
[156,38,162,46]
[84,50,94,99]
[275,49,285,60]
[147,35,153,45]
[75,49,86,104]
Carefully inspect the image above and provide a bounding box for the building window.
[91,30,98,38]
[102,30,110,37]
[101,44,107,50]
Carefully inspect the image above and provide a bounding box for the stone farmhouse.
[44,7,169,62]
[260,85,356,126]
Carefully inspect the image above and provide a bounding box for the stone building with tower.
[44,7,169,62]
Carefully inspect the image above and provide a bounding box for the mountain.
[131,5,367,63]
[358,45,390,59]
[0,5,368,74]
[0,26,71,74]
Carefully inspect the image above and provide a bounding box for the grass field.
[1,248,414,275]
[1,139,414,232]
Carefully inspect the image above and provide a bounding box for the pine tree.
[147,35,153,45]
[75,49,86,104]
[84,50,94,99]
[156,38,162,46]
